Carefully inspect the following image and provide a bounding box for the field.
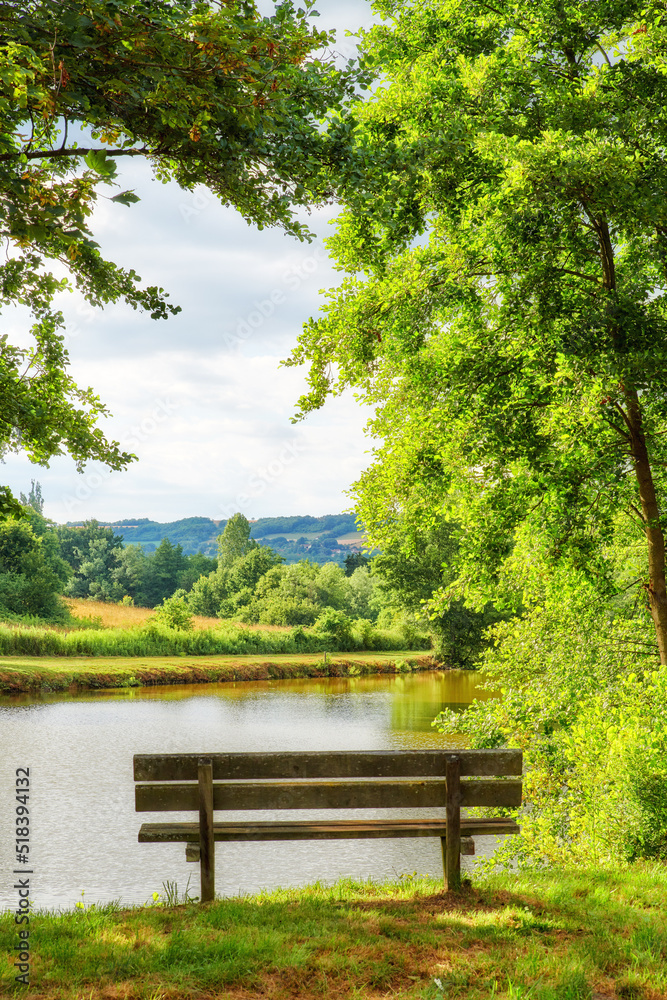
[64,598,290,633]
[1,866,665,998]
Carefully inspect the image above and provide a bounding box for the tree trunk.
[590,214,667,663]
[625,388,667,664]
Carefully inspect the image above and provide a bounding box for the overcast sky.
[3,1,379,526]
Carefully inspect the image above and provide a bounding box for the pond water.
[0,669,497,910]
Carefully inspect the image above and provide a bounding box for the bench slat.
[138,817,520,842]
[135,777,522,812]
[134,750,522,782]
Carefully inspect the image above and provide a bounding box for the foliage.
[136,538,188,607]
[0,509,69,619]
[433,584,667,866]
[217,513,257,568]
[288,0,667,661]
[0,618,427,658]
[58,520,124,601]
[0,0,361,510]
[151,595,194,632]
[54,525,215,608]
[250,513,358,539]
[373,522,506,667]
[182,534,392,633]
[19,479,44,514]
[344,552,369,576]
[176,552,217,593]
[313,607,355,649]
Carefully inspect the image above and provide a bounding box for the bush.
[151,596,194,631]
[313,608,355,650]
[433,586,667,867]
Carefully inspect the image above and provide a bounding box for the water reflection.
[0,669,496,910]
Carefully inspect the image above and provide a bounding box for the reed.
[0,620,427,658]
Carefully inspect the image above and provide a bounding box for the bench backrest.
[134,750,522,812]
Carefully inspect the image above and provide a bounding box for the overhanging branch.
[0,146,148,163]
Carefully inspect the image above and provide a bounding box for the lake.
[0,669,496,910]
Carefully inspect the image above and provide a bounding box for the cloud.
[2,0,379,525]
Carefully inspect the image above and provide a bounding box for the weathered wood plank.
[460,836,475,856]
[198,759,215,903]
[135,776,522,812]
[187,835,474,857]
[138,817,521,842]
[134,749,522,782]
[445,756,461,891]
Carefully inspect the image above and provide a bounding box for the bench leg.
[445,755,462,891]
[198,758,215,903]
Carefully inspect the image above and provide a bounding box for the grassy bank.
[0,651,436,694]
[2,866,665,999]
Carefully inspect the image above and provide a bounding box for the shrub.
[313,608,355,650]
[433,587,666,867]
[151,596,194,631]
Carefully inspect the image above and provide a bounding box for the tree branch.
[0,146,148,163]
[552,266,601,284]
[595,43,613,69]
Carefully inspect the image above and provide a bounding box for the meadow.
[63,599,290,633]
[1,867,664,999]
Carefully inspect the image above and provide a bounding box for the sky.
[3,0,379,526]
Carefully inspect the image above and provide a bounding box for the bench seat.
[139,816,520,843]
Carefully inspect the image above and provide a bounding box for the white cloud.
[2,0,379,524]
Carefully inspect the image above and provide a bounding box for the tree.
[217,513,256,569]
[139,537,188,606]
[152,594,194,631]
[113,542,150,603]
[58,519,124,600]
[344,552,369,576]
[288,0,667,662]
[177,552,217,593]
[0,510,69,618]
[0,0,360,510]
[19,479,44,514]
[373,523,505,666]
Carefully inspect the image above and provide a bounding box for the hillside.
[63,513,366,565]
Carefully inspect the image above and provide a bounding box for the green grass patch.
[1,866,666,998]
[0,619,429,660]
[0,651,435,694]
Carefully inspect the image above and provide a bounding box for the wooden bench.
[134,750,522,902]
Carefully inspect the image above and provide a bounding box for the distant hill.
[63,514,366,565]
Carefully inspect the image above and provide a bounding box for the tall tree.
[217,512,256,569]
[288,0,667,662]
[0,0,360,510]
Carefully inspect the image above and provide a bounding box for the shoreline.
[0,651,440,696]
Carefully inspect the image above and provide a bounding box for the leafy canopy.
[288,0,667,653]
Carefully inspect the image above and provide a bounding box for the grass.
[63,599,290,633]
[1,865,666,999]
[0,651,435,694]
